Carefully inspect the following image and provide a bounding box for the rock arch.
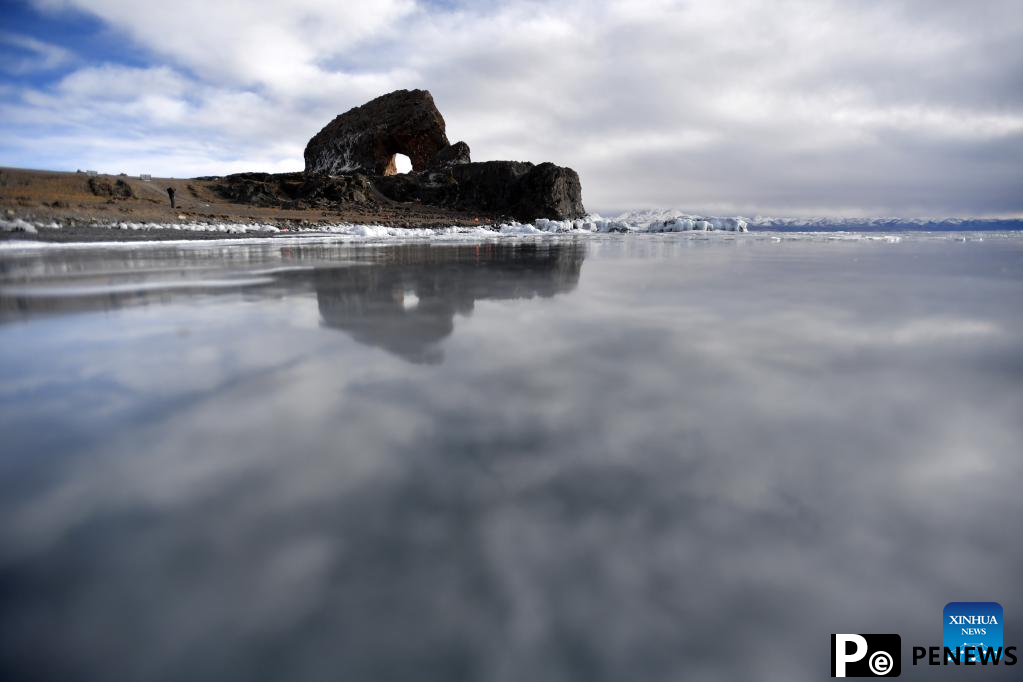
[299,88,586,220]
[305,89,461,176]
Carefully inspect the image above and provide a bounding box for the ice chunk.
[0,218,37,233]
[617,210,749,233]
[500,223,544,235]
[594,219,635,233]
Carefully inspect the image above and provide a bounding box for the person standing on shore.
[166,186,176,208]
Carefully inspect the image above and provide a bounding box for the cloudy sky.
[1,0,1021,216]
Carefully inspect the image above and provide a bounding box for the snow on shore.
[3,212,1019,250]
[0,213,748,246]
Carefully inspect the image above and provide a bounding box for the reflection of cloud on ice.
[890,318,999,344]
[1,238,1022,680]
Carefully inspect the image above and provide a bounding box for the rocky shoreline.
[0,164,517,242]
[2,89,587,243]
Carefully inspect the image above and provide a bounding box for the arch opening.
[390,153,413,175]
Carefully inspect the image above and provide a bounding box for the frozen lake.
[1,233,1022,680]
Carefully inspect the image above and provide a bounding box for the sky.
[1,0,1021,217]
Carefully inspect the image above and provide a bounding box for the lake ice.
[1,233,1021,681]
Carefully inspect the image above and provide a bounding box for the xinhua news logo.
[831,634,901,677]
[943,602,1003,663]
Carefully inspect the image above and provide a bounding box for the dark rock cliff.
[374,161,585,222]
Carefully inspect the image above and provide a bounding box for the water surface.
[1,235,1022,681]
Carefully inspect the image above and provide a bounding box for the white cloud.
[4,0,1022,216]
[33,0,417,92]
[0,31,73,73]
[56,64,189,99]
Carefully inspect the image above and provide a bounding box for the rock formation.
[374,161,584,222]
[429,141,471,169]
[295,89,586,221]
[212,172,376,209]
[305,90,459,176]
[88,177,135,199]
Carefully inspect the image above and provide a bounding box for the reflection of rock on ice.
[315,243,585,364]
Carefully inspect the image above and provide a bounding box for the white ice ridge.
[615,208,1023,231]
[504,215,747,234]
[609,209,749,232]
[5,215,1019,250]
[7,210,1023,240]
[0,213,750,239]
